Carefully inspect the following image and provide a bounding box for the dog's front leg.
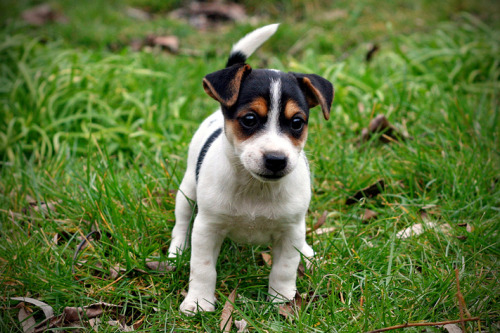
[180,214,224,315]
[168,179,196,258]
[268,228,306,302]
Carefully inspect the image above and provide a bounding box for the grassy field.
[1,0,499,332]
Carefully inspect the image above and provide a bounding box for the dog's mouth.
[252,172,286,182]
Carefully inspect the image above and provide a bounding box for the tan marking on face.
[283,99,308,148]
[224,118,246,145]
[284,100,304,120]
[248,97,268,118]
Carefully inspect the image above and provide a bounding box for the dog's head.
[203,63,334,182]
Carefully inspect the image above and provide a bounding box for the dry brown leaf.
[21,4,68,26]
[458,223,475,233]
[313,227,336,235]
[278,291,302,319]
[397,222,453,239]
[360,114,411,143]
[396,222,436,239]
[297,262,305,277]
[109,264,121,280]
[307,210,327,234]
[17,304,36,333]
[220,288,237,332]
[170,1,246,29]
[145,260,176,272]
[11,297,54,319]
[346,179,385,205]
[442,323,462,333]
[362,208,378,222]
[132,315,146,330]
[145,35,179,53]
[261,252,272,266]
[89,317,101,332]
[63,302,121,322]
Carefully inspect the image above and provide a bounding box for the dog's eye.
[239,113,259,129]
[291,117,305,131]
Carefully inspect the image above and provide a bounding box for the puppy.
[167,24,334,315]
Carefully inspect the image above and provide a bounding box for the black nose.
[264,153,288,173]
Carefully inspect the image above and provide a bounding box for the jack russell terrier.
[167,24,334,314]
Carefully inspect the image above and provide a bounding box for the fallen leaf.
[278,292,302,319]
[145,35,179,53]
[234,319,248,332]
[312,227,336,235]
[307,210,327,234]
[261,252,272,266]
[21,4,67,26]
[297,262,305,277]
[132,315,145,330]
[11,297,54,319]
[109,264,121,280]
[89,317,101,332]
[442,323,462,333]
[458,223,475,233]
[145,260,176,272]
[397,221,452,239]
[362,208,378,222]
[170,1,246,29]
[360,114,411,143]
[346,179,385,205]
[17,304,36,333]
[220,288,237,332]
[63,302,121,322]
[396,222,436,239]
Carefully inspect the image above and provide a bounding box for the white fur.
[230,24,279,59]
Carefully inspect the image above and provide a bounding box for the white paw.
[167,242,186,259]
[180,296,216,315]
[268,285,296,303]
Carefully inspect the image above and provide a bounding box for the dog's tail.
[226,23,279,67]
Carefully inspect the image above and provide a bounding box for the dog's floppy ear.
[203,63,252,108]
[291,73,334,120]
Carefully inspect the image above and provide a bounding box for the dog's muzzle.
[260,152,288,180]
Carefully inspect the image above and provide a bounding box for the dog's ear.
[290,73,334,120]
[203,63,252,108]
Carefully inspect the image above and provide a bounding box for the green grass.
[1,0,499,332]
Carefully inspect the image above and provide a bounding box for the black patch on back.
[196,128,223,183]
[226,51,247,67]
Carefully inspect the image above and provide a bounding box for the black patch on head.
[226,51,247,67]
[196,128,223,183]
[277,73,310,138]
